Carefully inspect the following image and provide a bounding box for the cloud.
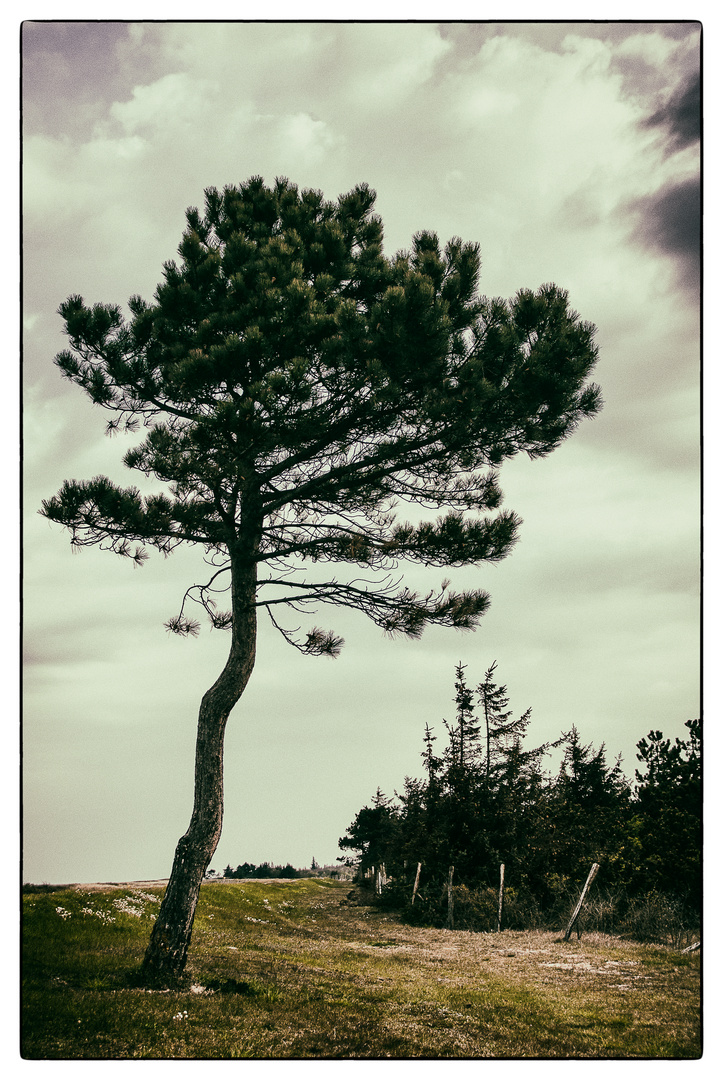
[643,71,701,151]
[624,175,701,293]
[275,112,340,165]
[109,71,220,137]
[21,21,130,139]
[639,175,701,256]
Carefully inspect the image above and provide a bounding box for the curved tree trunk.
[142,555,257,979]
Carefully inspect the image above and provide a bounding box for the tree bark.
[142,553,258,978]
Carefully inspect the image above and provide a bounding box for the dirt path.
[264,882,698,1000]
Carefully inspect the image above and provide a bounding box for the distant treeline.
[222,859,344,880]
[338,663,701,940]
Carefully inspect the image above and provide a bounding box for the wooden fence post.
[411,862,422,905]
[446,866,455,929]
[564,862,600,941]
[497,863,505,933]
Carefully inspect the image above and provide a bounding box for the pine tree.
[490,710,559,890]
[410,725,447,877]
[443,663,482,771]
[41,176,600,976]
[421,722,442,785]
[338,788,401,875]
[546,727,631,886]
[632,719,701,904]
[476,662,535,787]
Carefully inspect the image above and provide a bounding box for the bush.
[378,879,542,932]
[451,884,498,930]
[578,889,624,935]
[371,871,700,947]
[447,884,542,931]
[621,891,699,948]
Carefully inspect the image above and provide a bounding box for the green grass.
[21,879,701,1059]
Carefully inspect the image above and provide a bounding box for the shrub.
[577,889,624,935]
[373,871,700,947]
[451,884,498,930]
[621,891,699,948]
[446,884,542,932]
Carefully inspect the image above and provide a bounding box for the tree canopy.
[42,176,601,653]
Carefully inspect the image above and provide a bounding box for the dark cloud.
[22,22,132,139]
[643,71,701,151]
[645,176,701,256]
[625,175,701,293]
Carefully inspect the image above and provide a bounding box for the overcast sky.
[22,19,701,885]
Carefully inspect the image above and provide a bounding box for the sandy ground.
[67,877,314,893]
[67,880,170,893]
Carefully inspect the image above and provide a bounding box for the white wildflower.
[81,904,115,924]
[112,896,146,918]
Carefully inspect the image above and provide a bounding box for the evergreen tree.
[632,718,701,905]
[475,662,539,792]
[406,662,548,887]
[546,727,631,887]
[489,714,559,892]
[477,662,512,786]
[41,176,600,976]
[338,788,401,875]
[395,775,430,869]
[443,663,482,770]
[421,722,442,786]
[438,665,489,880]
[408,725,447,877]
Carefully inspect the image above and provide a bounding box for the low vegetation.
[22,878,700,1059]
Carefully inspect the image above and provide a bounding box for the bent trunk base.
[141,836,209,979]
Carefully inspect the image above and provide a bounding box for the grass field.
[21,877,701,1059]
